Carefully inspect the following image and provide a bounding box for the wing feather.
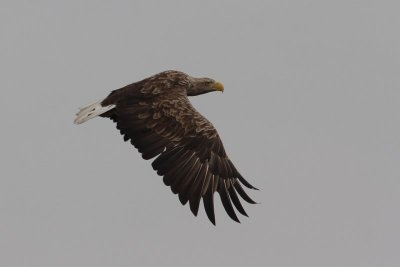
[227,179,248,217]
[233,181,257,204]
[218,180,240,223]
[162,150,193,188]
[177,158,201,205]
[202,177,216,225]
[188,163,208,216]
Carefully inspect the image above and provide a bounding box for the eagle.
[74,70,257,224]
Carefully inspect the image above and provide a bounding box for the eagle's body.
[74,70,257,224]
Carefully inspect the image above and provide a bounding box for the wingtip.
[237,173,258,190]
[190,205,199,217]
[210,218,216,226]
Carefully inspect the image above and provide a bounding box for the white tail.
[74,100,115,124]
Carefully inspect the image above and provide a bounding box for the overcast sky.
[1,1,400,266]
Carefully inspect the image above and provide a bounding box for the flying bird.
[74,70,257,224]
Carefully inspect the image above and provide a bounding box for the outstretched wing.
[107,85,257,224]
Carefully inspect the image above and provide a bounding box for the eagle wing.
[109,84,257,224]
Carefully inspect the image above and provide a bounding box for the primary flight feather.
[74,70,257,225]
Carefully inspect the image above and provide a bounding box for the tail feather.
[74,100,115,124]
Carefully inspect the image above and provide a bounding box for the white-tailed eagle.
[74,70,257,225]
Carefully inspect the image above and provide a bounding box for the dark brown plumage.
[74,70,257,224]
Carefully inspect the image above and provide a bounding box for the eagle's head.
[154,70,224,96]
[186,75,224,96]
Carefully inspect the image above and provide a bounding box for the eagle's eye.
[204,79,215,87]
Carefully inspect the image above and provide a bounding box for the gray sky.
[1,1,399,266]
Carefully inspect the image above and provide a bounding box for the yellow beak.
[211,81,224,92]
